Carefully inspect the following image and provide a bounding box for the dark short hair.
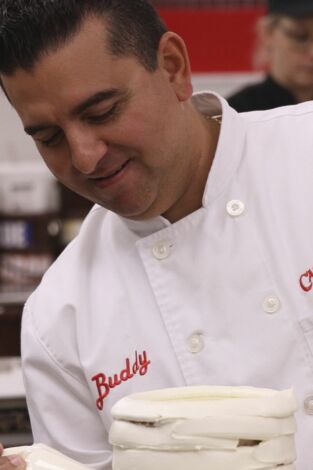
[267,0,313,18]
[0,0,168,76]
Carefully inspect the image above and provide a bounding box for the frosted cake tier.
[110,385,298,470]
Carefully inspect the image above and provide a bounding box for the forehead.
[1,15,144,120]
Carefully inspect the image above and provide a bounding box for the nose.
[68,129,109,175]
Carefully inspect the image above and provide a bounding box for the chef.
[0,1,313,469]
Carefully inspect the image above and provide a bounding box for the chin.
[105,201,155,220]
[115,205,157,220]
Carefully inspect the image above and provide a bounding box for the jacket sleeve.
[21,303,112,470]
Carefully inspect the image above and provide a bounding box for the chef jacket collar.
[120,91,246,237]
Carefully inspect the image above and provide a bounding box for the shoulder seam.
[244,104,313,126]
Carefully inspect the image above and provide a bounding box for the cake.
[3,444,91,470]
[109,385,298,470]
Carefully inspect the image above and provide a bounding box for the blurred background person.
[228,0,313,111]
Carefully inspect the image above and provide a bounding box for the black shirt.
[227,75,297,112]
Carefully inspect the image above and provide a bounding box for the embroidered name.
[91,350,151,410]
[299,268,313,292]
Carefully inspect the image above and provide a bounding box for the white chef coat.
[22,92,313,470]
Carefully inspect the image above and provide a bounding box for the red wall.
[158,7,265,72]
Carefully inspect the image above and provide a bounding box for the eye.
[292,32,309,43]
[86,103,119,124]
[37,130,63,147]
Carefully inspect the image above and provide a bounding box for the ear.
[157,32,193,101]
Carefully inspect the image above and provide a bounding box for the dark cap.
[268,0,313,17]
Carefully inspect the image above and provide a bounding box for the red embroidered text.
[299,268,313,292]
[91,350,151,410]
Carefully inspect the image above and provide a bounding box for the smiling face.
[1,15,213,222]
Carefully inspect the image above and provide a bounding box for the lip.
[89,159,131,188]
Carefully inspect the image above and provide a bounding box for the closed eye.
[37,130,63,147]
[86,103,119,124]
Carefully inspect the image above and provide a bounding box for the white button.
[304,396,313,415]
[226,199,245,217]
[187,333,205,354]
[262,295,281,314]
[152,241,171,260]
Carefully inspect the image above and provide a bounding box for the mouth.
[89,159,131,189]
[93,160,130,181]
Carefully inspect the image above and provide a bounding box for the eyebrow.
[70,89,121,115]
[24,88,121,136]
[25,123,57,136]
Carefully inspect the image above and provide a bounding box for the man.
[0,1,313,469]
[228,0,313,111]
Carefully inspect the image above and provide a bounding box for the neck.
[163,113,220,223]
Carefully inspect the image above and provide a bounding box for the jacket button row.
[304,396,313,415]
[152,241,171,260]
[262,296,281,314]
[187,333,205,354]
[226,199,245,217]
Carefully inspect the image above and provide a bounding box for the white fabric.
[21,92,313,470]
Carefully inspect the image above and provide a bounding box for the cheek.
[271,45,294,70]
[37,146,70,180]
[281,52,301,73]
[117,111,168,155]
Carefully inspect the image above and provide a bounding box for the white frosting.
[111,386,298,421]
[112,448,296,470]
[110,386,298,470]
[3,444,91,470]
